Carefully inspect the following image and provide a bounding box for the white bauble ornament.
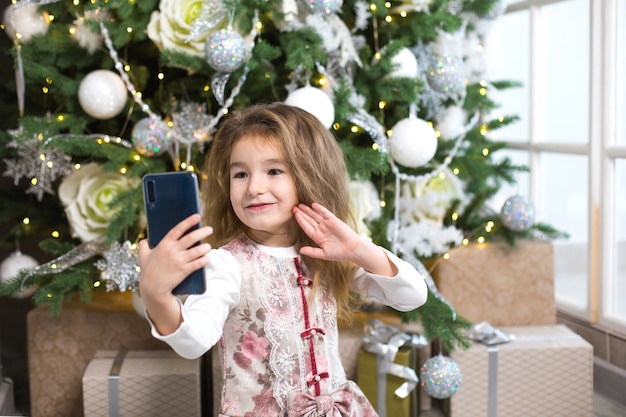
[389,117,438,168]
[78,70,128,120]
[0,250,38,299]
[437,105,467,139]
[389,47,419,79]
[3,4,50,42]
[285,86,335,129]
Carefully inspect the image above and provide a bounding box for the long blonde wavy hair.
[201,102,359,319]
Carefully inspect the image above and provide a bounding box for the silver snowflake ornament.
[94,241,140,292]
[3,138,74,201]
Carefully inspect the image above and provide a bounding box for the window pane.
[610,159,626,318]
[617,0,626,146]
[540,0,589,144]
[541,153,589,308]
[486,10,530,142]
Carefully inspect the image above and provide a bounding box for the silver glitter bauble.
[205,27,246,73]
[420,355,462,399]
[306,0,343,14]
[426,54,465,96]
[131,117,173,156]
[500,195,536,232]
[484,0,507,20]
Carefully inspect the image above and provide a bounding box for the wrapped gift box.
[444,325,593,417]
[83,350,201,417]
[0,378,16,416]
[27,295,169,417]
[357,348,414,417]
[342,313,432,413]
[431,240,556,326]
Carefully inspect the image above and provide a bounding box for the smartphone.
[142,171,206,295]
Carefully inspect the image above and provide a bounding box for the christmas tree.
[0,0,562,352]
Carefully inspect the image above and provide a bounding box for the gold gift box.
[431,240,556,326]
[82,350,201,417]
[357,348,416,417]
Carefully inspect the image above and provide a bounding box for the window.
[485,0,626,332]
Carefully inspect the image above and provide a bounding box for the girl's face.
[229,135,299,247]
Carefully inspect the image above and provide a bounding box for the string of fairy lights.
[2,0,515,299]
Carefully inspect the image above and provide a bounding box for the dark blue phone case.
[142,171,206,295]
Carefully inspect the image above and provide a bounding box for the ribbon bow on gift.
[467,321,516,346]
[362,319,427,417]
[287,383,355,417]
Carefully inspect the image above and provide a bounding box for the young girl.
[138,103,428,416]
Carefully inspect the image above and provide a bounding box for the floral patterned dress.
[215,237,379,417]
[151,235,427,416]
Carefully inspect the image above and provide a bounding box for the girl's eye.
[268,168,283,175]
[232,171,247,179]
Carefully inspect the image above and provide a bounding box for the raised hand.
[293,203,398,276]
[292,202,363,262]
[137,214,213,335]
[138,214,213,296]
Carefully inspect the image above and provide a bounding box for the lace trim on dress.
[253,243,306,415]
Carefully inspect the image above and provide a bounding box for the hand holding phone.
[142,171,206,295]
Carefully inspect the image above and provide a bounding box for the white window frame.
[500,0,626,335]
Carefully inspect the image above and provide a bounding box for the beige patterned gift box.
[431,240,556,326]
[82,350,201,417]
[443,325,593,417]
